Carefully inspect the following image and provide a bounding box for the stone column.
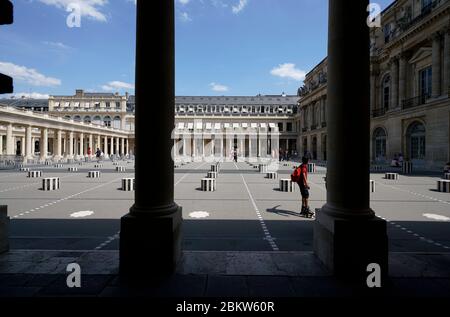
[444,28,450,95]
[125,138,129,156]
[389,57,398,109]
[313,0,387,282]
[40,128,48,160]
[55,130,62,159]
[121,138,125,156]
[96,135,101,152]
[120,0,182,279]
[116,137,120,156]
[0,134,3,155]
[182,136,186,157]
[68,131,74,158]
[432,32,442,98]
[89,134,93,157]
[26,126,33,160]
[103,136,108,156]
[110,136,114,156]
[79,132,84,157]
[5,123,14,155]
[398,55,407,105]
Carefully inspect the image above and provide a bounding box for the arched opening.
[93,115,102,125]
[103,116,112,127]
[83,116,91,123]
[73,115,82,122]
[312,136,317,160]
[372,127,387,162]
[406,121,426,162]
[113,116,121,129]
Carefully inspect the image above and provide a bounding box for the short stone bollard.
[259,164,268,173]
[68,167,78,172]
[402,161,413,174]
[266,172,278,179]
[20,167,30,172]
[28,171,42,178]
[54,164,63,168]
[201,178,216,191]
[94,164,103,168]
[122,178,135,191]
[444,173,450,180]
[307,163,316,173]
[0,205,10,254]
[370,179,375,192]
[279,179,296,192]
[44,161,52,166]
[211,165,219,173]
[116,166,126,172]
[207,171,217,179]
[88,171,101,178]
[437,179,450,193]
[42,177,60,191]
[385,173,399,180]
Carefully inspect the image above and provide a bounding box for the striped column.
[437,180,450,193]
[201,178,216,191]
[385,173,399,180]
[88,171,101,178]
[401,161,413,174]
[122,178,135,191]
[279,179,296,192]
[42,177,60,191]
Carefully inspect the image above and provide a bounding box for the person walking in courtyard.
[291,156,313,217]
[233,147,238,162]
[95,148,101,162]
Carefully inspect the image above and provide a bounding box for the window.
[422,0,432,12]
[84,116,91,123]
[106,102,111,108]
[382,75,390,110]
[286,122,292,132]
[383,23,392,43]
[407,122,425,160]
[278,123,283,132]
[373,128,387,161]
[73,115,81,122]
[419,66,432,101]
[103,116,112,127]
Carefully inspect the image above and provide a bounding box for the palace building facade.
[298,0,450,169]
[1,0,449,168]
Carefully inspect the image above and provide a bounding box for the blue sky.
[0,0,394,98]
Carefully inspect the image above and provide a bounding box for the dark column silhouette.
[0,0,13,94]
[313,0,388,281]
[119,0,182,280]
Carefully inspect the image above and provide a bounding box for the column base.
[313,206,388,283]
[119,204,182,282]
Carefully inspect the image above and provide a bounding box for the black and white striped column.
[437,180,450,193]
[279,179,296,192]
[210,164,219,172]
[54,164,63,168]
[42,177,60,191]
[370,180,375,192]
[20,167,30,172]
[116,166,126,172]
[266,172,277,179]
[385,173,399,180]
[207,171,217,179]
[307,163,316,173]
[88,171,101,178]
[28,171,42,178]
[259,164,268,173]
[201,178,216,191]
[68,167,78,172]
[94,164,103,168]
[444,173,450,180]
[122,178,135,191]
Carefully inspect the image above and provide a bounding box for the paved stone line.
[375,180,450,251]
[10,175,129,218]
[234,162,279,251]
[93,163,205,251]
[174,162,208,186]
[0,174,75,194]
[94,231,120,250]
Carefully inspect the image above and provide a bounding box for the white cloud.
[179,12,192,22]
[5,92,50,99]
[232,0,248,14]
[38,0,108,22]
[0,62,61,87]
[42,41,71,49]
[270,63,306,81]
[179,0,190,5]
[209,82,229,92]
[102,81,134,91]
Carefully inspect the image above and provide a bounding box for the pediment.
[409,47,432,64]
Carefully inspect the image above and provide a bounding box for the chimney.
[75,89,84,97]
